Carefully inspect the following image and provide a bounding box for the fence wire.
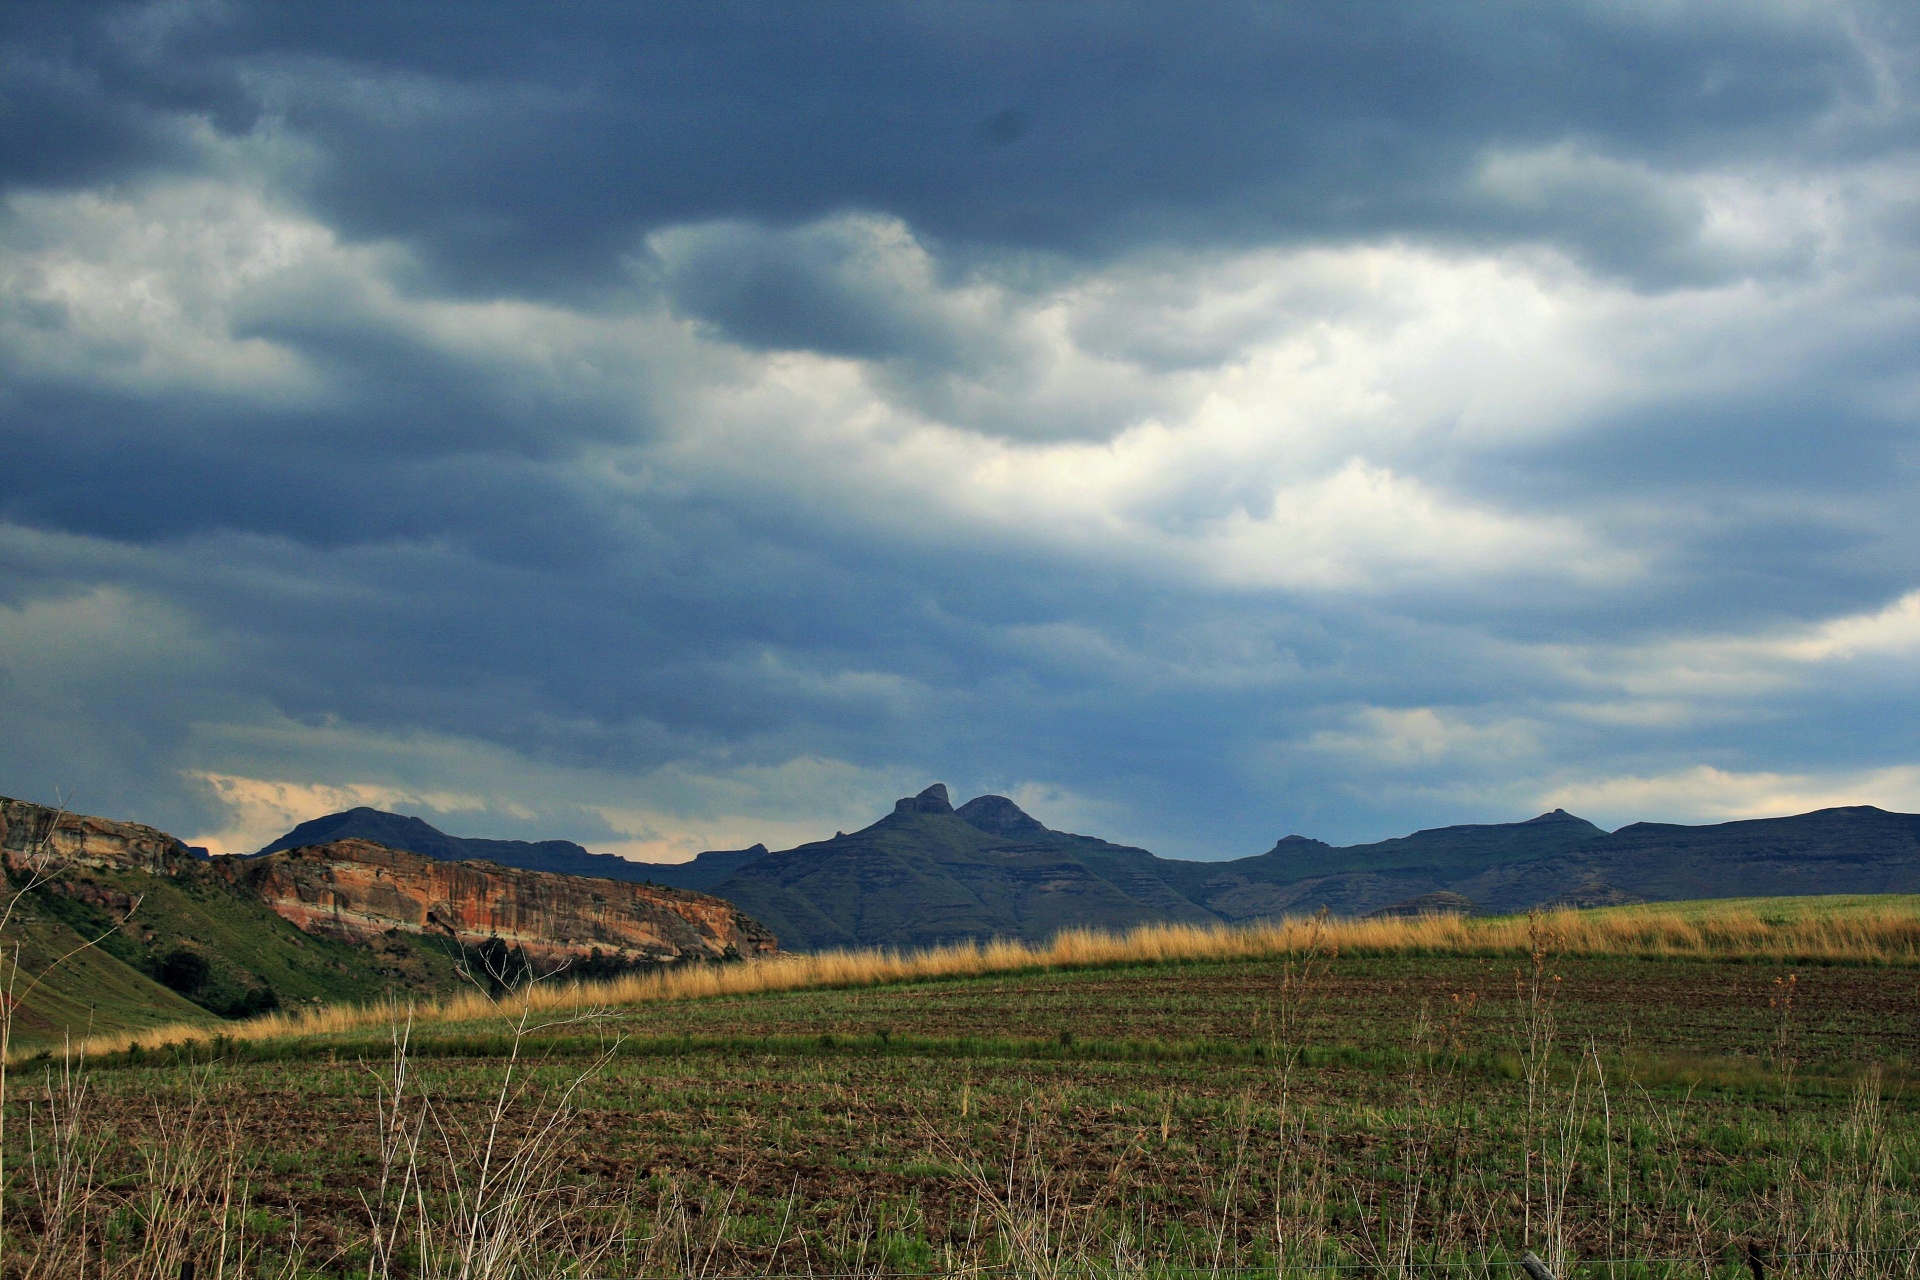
[569,1244,1919,1280]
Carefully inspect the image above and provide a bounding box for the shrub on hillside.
[158,947,211,994]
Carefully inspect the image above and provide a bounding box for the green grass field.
[7,901,1919,1278]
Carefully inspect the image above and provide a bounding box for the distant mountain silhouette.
[1159,806,1611,921]
[1447,805,1920,909]
[256,807,766,889]
[696,784,1216,951]
[259,794,1920,952]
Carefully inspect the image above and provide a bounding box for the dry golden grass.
[61,895,1920,1061]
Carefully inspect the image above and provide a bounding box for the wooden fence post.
[1519,1250,1557,1280]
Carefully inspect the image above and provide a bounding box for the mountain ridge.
[253,789,1920,952]
[258,805,777,892]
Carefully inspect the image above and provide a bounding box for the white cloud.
[0,182,334,399]
[10,179,1904,614]
[647,238,1655,598]
[186,772,490,855]
[588,754,926,862]
[1550,589,1920,706]
[0,171,688,440]
[1773,589,1920,662]
[1540,763,1920,827]
[1305,706,1541,769]
[1196,459,1628,592]
[631,205,1909,606]
[176,713,922,860]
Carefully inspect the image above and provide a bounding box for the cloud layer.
[3,1,1919,858]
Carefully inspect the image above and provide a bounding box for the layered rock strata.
[215,838,778,965]
[0,797,197,877]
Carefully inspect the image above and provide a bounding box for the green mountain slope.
[1447,805,1920,909]
[707,786,1218,951]
[1,906,216,1052]
[7,862,471,1048]
[3,793,783,1048]
[0,798,434,1048]
[699,786,1623,950]
[29,863,469,1018]
[1235,808,1605,880]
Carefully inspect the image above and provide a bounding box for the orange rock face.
[0,798,195,877]
[214,838,778,965]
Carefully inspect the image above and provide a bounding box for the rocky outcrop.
[214,838,778,965]
[0,797,197,877]
[954,794,1050,838]
[1365,891,1477,919]
[893,783,955,815]
[1537,880,1644,911]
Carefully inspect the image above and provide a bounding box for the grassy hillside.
[8,862,468,1048]
[1558,892,1920,923]
[0,906,215,1051]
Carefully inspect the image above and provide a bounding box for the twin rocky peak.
[894,783,1048,837]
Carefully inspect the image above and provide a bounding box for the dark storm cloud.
[7,2,1905,293]
[0,379,623,554]
[3,0,1919,857]
[651,218,984,363]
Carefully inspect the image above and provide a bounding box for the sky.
[3,1,1919,861]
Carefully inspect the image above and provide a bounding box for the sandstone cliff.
[0,797,197,877]
[215,838,778,965]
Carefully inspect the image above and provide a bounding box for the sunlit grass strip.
[58,894,1920,1060]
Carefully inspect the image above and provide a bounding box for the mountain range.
[266,785,1920,951]
[10,780,1920,1045]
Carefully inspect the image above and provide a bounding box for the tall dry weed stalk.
[1262,907,1329,1104]
[18,1041,98,1271]
[1765,1067,1904,1280]
[1355,1003,1441,1280]
[1769,971,1801,1096]
[3,907,626,1277]
[357,976,626,1279]
[1263,908,1333,1275]
[0,800,143,1270]
[1515,913,1565,1267]
[935,1090,1082,1280]
[1357,986,1497,1280]
[7,1051,310,1279]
